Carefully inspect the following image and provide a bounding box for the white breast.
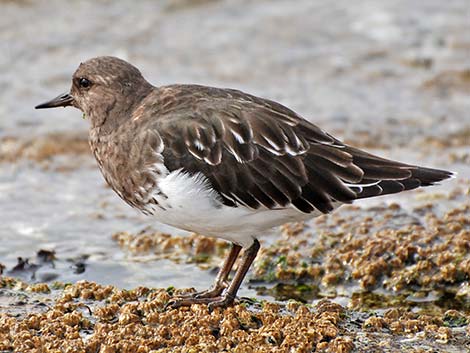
[149,169,320,247]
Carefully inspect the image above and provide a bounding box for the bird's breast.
[89,126,168,214]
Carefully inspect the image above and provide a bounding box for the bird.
[35,56,453,310]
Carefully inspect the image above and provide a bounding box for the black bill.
[35,93,74,109]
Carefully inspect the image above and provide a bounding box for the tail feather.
[411,167,454,186]
[295,144,453,213]
[345,146,454,200]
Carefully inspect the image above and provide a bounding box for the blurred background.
[0,0,469,299]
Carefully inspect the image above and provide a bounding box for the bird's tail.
[344,146,455,199]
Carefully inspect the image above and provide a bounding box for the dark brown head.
[35,56,153,128]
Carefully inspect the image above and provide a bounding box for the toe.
[165,296,224,310]
[207,294,235,312]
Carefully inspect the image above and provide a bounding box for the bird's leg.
[167,239,260,309]
[207,239,260,310]
[176,243,242,299]
[193,243,242,298]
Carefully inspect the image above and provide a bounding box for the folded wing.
[152,85,453,214]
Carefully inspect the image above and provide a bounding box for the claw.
[207,293,236,313]
[163,300,179,310]
[171,287,223,300]
[165,293,236,311]
[164,296,223,310]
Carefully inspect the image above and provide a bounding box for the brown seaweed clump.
[0,132,91,173]
[0,279,350,353]
[252,185,470,306]
[112,231,230,269]
[1,278,468,352]
[0,133,89,163]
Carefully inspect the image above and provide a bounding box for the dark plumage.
[35,56,453,309]
[154,84,451,213]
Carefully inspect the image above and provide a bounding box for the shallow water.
[0,0,469,301]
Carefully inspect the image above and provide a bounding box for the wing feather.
[149,85,452,214]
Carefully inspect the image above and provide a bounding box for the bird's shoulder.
[136,84,304,121]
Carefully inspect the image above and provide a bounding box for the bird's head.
[35,56,153,128]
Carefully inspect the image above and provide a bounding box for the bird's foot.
[171,285,225,300]
[165,293,235,311]
[207,293,235,312]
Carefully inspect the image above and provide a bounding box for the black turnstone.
[36,56,453,309]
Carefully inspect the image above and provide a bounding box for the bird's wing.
[151,85,452,213]
[151,86,352,213]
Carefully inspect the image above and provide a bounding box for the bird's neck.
[90,81,154,135]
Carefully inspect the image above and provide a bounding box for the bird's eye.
[78,77,92,89]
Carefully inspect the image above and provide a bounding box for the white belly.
[148,169,322,247]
